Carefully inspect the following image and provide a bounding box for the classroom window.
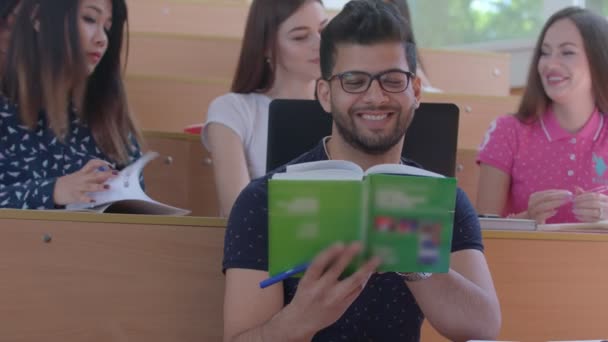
[413,0,544,48]
[324,0,603,48]
[585,0,608,16]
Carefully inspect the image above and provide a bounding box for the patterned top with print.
[0,95,141,209]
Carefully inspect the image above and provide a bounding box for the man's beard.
[332,102,416,155]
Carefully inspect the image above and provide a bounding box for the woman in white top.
[202,0,327,216]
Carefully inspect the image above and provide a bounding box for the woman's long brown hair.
[231,0,323,94]
[517,6,608,122]
[2,0,140,165]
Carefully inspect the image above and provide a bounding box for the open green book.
[268,160,458,277]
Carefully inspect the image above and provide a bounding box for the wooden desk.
[488,231,608,341]
[142,131,219,217]
[423,230,608,341]
[0,210,226,342]
[2,210,605,341]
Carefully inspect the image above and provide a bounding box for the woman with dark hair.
[477,7,608,223]
[0,0,141,209]
[0,0,19,73]
[383,0,437,92]
[202,0,327,216]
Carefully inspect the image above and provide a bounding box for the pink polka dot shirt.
[477,107,607,223]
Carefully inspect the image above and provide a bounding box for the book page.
[365,163,444,178]
[272,169,363,181]
[274,160,363,180]
[67,152,158,209]
[479,217,537,231]
[365,174,457,273]
[538,221,608,233]
[66,152,189,215]
[285,160,363,173]
[268,174,364,276]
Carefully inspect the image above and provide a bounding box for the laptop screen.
[266,99,459,177]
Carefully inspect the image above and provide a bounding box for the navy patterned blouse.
[224,140,484,341]
[0,95,141,209]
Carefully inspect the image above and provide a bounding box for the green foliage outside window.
[586,0,608,16]
[408,0,544,48]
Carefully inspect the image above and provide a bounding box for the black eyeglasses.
[326,69,415,94]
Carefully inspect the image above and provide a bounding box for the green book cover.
[268,160,457,277]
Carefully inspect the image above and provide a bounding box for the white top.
[202,92,272,179]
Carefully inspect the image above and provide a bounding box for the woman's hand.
[526,189,572,223]
[572,186,608,222]
[53,159,117,206]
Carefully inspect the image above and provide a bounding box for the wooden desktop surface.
[0,210,606,341]
[0,210,226,342]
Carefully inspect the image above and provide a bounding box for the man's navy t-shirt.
[223,140,483,341]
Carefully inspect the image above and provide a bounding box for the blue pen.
[259,262,310,289]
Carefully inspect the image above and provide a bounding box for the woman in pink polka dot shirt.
[477,7,608,224]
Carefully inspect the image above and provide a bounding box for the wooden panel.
[127,34,240,81]
[510,86,525,96]
[126,76,228,132]
[127,0,249,37]
[455,148,479,206]
[0,217,225,342]
[126,76,520,140]
[485,237,608,341]
[189,140,221,217]
[424,93,520,150]
[1,210,607,342]
[125,73,516,145]
[125,33,510,97]
[421,234,608,341]
[422,49,511,96]
[143,134,191,211]
[143,132,219,217]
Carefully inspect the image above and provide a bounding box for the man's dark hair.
[320,0,416,79]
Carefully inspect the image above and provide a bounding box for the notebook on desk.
[266,100,459,177]
[480,217,608,233]
[65,151,190,215]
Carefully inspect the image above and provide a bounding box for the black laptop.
[266,99,459,177]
